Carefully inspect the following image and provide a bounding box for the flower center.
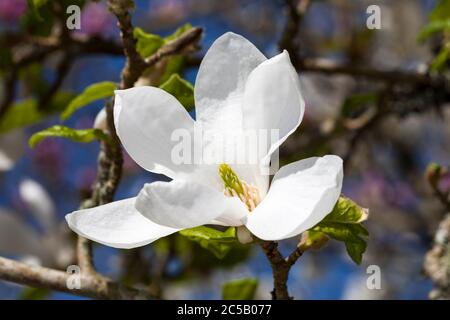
[218,163,261,211]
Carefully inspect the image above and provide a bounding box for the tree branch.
[73,0,203,279]
[299,57,438,85]
[279,0,310,66]
[424,214,450,299]
[258,240,304,300]
[0,257,151,299]
[108,0,147,89]
[0,0,203,299]
[37,52,73,111]
[144,27,202,68]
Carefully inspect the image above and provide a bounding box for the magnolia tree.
[0,0,449,300]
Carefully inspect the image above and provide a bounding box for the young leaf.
[345,238,367,265]
[27,0,48,9]
[134,23,193,59]
[311,197,369,265]
[0,100,41,134]
[165,23,193,42]
[222,278,258,300]
[418,19,450,42]
[418,0,450,42]
[20,287,51,300]
[61,82,116,120]
[322,197,369,224]
[134,28,165,58]
[27,0,49,21]
[159,74,195,110]
[156,55,186,85]
[0,47,12,70]
[430,46,450,72]
[0,92,73,133]
[341,92,377,118]
[29,125,110,148]
[179,226,237,259]
[430,0,450,22]
[299,230,329,252]
[22,0,54,36]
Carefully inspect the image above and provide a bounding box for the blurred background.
[0,0,449,299]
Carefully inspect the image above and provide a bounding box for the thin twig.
[144,27,203,68]
[0,70,17,120]
[285,246,304,267]
[37,53,73,111]
[299,57,436,85]
[279,0,310,66]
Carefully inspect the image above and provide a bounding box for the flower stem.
[258,240,304,300]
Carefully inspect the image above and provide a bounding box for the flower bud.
[93,108,108,133]
[426,162,447,189]
[237,226,253,244]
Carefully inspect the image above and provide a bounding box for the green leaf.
[0,92,74,133]
[430,0,450,22]
[159,74,194,110]
[29,125,110,148]
[222,278,258,300]
[20,287,51,300]
[345,238,367,265]
[28,0,48,8]
[134,23,193,59]
[418,19,450,42]
[0,100,41,133]
[418,0,450,42]
[22,1,54,36]
[134,28,165,58]
[27,0,49,21]
[311,197,369,265]
[165,23,193,42]
[156,55,186,85]
[61,82,116,120]
[0,47,12,70]
[179,226,237,259]
[341,92,377,118]
[299,229,329,251]
[430,46,450,72]
[322,197,369,224]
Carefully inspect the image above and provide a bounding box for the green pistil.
[219,163,244,196]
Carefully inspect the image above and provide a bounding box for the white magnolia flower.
[66,32,343,249]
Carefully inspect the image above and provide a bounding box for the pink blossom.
[438,172,450,194]
[79,2,114,36]
[149,0,186,23]
[0,0,27,23]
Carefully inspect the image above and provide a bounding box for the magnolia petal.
[136,179,248,229]
[194,32,266,130]
[244,155,343,240]
[66,198,179,249]
[114,86,195,180]
[242,50,305,165]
